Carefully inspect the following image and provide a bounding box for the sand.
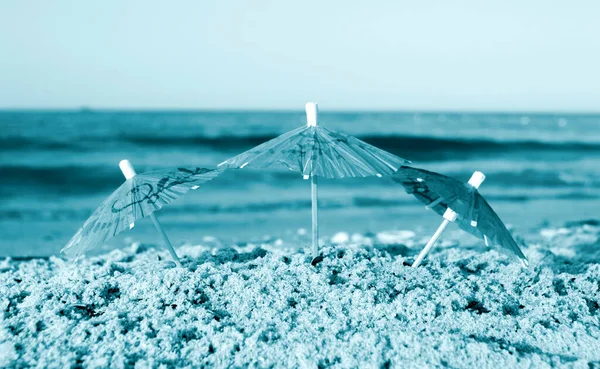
[1,220,600,369]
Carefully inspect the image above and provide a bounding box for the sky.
[0,0,599,111]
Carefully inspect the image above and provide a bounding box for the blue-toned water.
[1,110,600,256]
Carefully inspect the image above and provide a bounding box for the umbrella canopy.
[219,102,409,257]
[393,165,528,266]
[62,164,221,261]
[218,104,408,179]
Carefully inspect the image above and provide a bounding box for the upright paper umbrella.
[393,166,528,267]
[219,102,409,257]
[61,160,221,266]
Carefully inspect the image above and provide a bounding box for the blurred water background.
[1,109,600,256]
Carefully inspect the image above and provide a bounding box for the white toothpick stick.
[148,215,182,267]
[306,102,318,127]
[412,171,486,268]
[305,102,319,258]
[311,174,318,257]
[119,160,183,267]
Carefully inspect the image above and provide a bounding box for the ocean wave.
[99,133,600,157]
[0,137,83,151]
[2,163,600,197]
[4,134,600,160]
[2,192,598,221]
[0,164,308,195]
[0,165,122,194]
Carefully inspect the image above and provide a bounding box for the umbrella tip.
[119,159,137,179]
[468,171,486,189]
[305,102,318,127]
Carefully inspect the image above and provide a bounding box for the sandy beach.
[2,220,599,369]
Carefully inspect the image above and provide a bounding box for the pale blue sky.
[1,1,598,111]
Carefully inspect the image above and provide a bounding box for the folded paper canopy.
[62,165,221,260]
[393,166,528,266]
[218,105,408,179]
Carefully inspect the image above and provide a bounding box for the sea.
[1,110,600,257]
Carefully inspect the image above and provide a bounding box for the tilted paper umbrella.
[218,102,409,257]
[61,160,221,266]
[393,166,528,267]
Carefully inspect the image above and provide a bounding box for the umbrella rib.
[349,139,397,171]
[318,129,371,177]
[426,196,445,209]
[223,126,308,169]
[334,130,401,172]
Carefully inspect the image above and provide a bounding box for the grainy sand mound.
[2,222,600,369]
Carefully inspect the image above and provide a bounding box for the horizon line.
[1,106,600,115]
